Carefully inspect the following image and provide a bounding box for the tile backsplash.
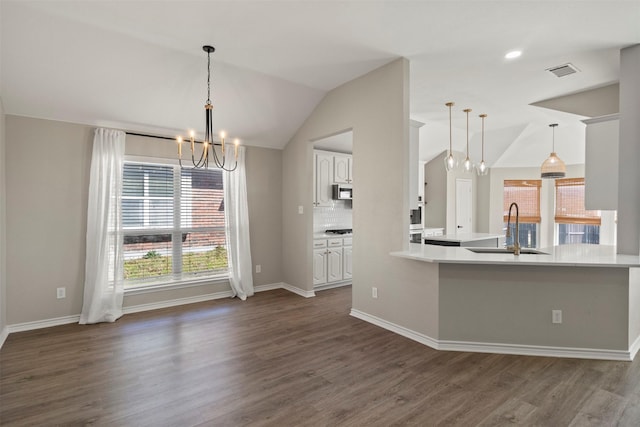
[314,201,353,233]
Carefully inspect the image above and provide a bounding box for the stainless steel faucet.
[506,202,520,256]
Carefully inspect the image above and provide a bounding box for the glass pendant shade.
[541,124,566,179]
[463,157,473,172]
[445,153,458,172]
[477,160,488,176]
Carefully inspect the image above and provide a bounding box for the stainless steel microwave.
[332,184,352,200]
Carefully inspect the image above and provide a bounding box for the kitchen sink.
[466,248,550,255]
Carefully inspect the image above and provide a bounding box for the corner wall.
[282,58,439,338]
[0,97,7,346]
[5,116,283,325]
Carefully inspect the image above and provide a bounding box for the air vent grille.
[546,63,580,78]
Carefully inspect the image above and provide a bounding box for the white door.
[455,179,472,233]
[313,249,327,285]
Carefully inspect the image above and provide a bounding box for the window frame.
[122,156,229,294]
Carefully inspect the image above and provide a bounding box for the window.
[503,180,541,248]
[555,178,601,244]
[122,161,228,288]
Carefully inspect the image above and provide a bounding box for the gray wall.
[439,264,630,350]
[5,116,283,324]
[0,97,7,340]
[282,58,440,338]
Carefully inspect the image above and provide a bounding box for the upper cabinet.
[333,154,353,184]
[314,151,334,207]
[583,114,619,211]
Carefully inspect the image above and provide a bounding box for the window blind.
[555,178,601,225]
[503,180,541,223]
[122,162,228,285]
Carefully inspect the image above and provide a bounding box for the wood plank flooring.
[2,286,640,426]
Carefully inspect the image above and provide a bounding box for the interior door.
[455,178,472,233]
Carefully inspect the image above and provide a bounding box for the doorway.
[455,178,472,233]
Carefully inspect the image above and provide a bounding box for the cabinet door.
[333,155,350,184]
[327,247,343,282]
[347,156,353,183]
[343,246,353,280]
[313,249,328,285]
[315,153,333,207]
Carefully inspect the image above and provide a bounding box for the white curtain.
[224,145,254,300]
[80,128,126,324]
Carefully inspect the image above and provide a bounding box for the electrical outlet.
[255,264,261,273]
[298,205,304,214]
[552,309,562,324]
[56,287,66,299]
[372,287,378,299]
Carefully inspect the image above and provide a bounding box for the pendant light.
[540,123,566,179]
[476,114,488,176]
[444,102,458,172]
[462,108,473,173]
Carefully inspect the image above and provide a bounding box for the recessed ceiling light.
[505,50,522,59]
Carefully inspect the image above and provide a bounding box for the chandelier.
[176,45,238,171]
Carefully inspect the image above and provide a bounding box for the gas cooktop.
[326,228,352,235]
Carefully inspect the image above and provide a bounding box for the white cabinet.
[333,154,353,184]
[313,248,328,285]
[314,152,333,207]
[343,245,353,280]
[313,237,352,288]
[327,247,343,282]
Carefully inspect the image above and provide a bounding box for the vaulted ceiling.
[1,1,638,167]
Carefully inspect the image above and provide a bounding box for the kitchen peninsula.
[423,232,503,247]
[386,244,640,361]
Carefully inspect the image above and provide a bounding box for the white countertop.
[314,232,353,239]
[423,232,503,243]
[391,243,640,268]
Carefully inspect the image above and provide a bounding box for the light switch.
[298,205,304,214]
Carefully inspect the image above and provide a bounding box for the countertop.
[391,243,640,268]
[423,232,503,243]
[314,232,353,239]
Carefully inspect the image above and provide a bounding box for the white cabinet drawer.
[328,238,343,247]
[343,237,353,246]
[313,240,327,249]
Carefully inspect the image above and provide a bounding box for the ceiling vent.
[546,63,580,78]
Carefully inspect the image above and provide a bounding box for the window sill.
[124,275,230,296]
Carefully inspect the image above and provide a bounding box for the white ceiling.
[1,1,639,167]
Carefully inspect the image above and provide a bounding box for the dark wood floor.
[2,287,640,426]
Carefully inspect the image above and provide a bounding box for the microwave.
[332,184,353,200]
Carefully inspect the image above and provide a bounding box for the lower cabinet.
[313,237,352,287]
[343,245,353,279]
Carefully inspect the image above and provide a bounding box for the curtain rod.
[126,131,223,147]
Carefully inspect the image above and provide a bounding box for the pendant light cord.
[207,51,212,104]
[481,115,485,162]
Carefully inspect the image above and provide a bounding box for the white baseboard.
[350,308,634,361]
[3,282,313,339]
[629,333,640,360]
[314,281,352,292]
[8,314,81,334]
[281,282,315,298]
[350,309,439,349]
[0,326,9,349]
